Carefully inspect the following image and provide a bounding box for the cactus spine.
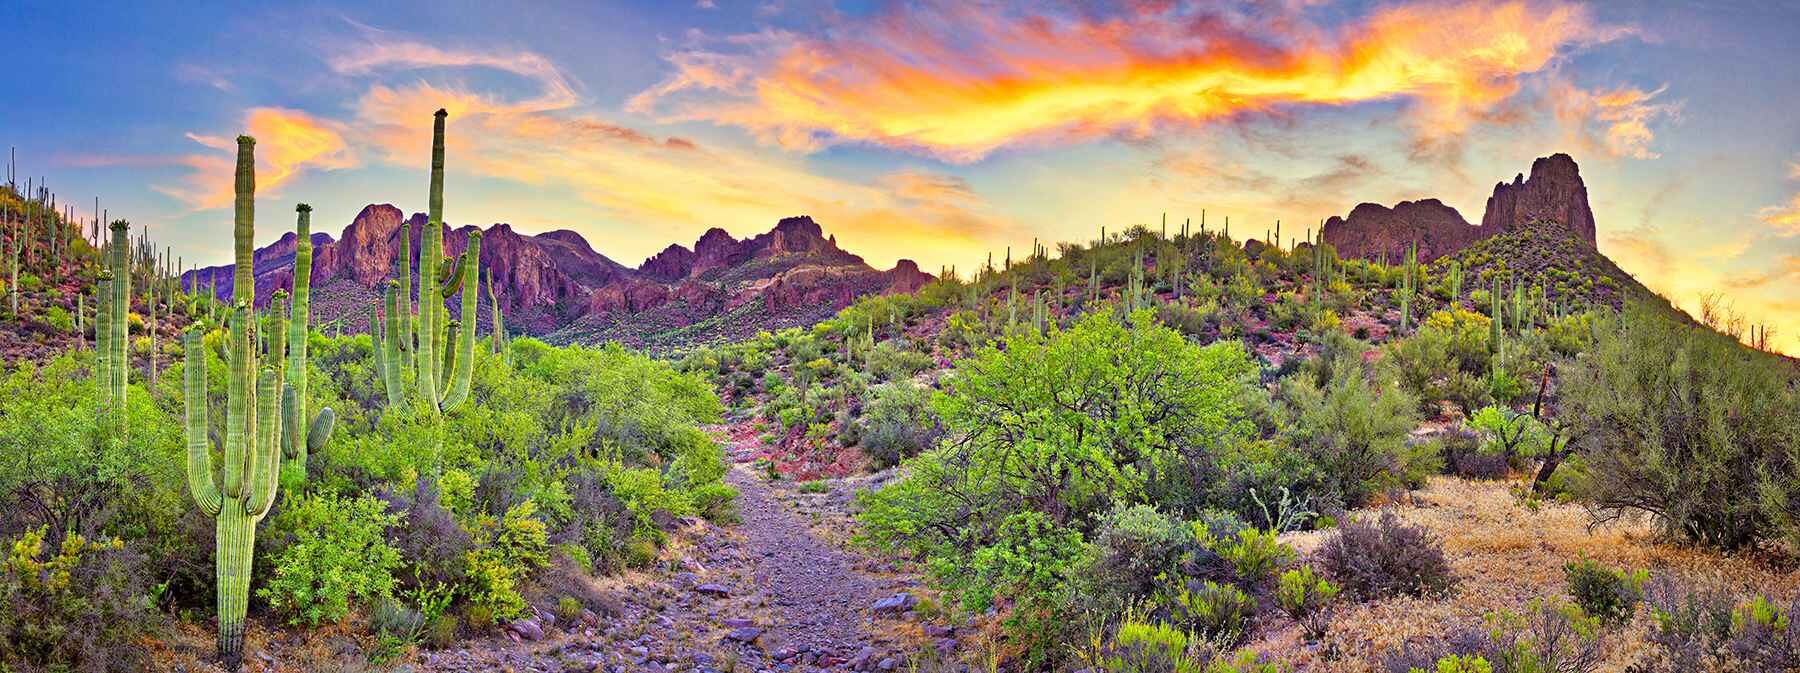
[374,110,479,412]
[185,136,288,671]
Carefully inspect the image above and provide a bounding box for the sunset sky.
[5,1,1799,351]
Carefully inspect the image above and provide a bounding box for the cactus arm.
[95,275,113,405]
[108,220,129,404]
[438,251,462,298]
[247,373,282,518]
[397,220,413,362]
[442,233,480,410]
[379,285,405,406]
[307,407,335,452]
[280,379,297,460]
[183,329,223,517]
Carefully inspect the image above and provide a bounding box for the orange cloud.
[1552,82,1680,160]
[159,108,354,209]
[630,0,1621,162]
[1760,194,1800,237]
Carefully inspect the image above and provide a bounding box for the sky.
[3,0,1799,352]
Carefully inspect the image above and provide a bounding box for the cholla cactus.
[373,110,481,413]
[183,135,288,672]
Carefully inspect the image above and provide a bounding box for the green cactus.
[95,220,131,408]
[484,267,506,357]
[1489,277,1504,358]
[283,204,334,471]
[373,109,481,412]
[184,135,290,672]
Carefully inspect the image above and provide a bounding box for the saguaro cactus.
[95,220,131,407]
[283,204,334,471]
[374,109,481,412]
[184,135,288,671]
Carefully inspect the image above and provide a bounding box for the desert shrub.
[1095,616,1279,673]
[1083,504,1194,612]
[1385,309,1494,417]
[1213,528,1293,585]
[1318,512,1455,601]
[1640,574,1736,672]
[1276,566,1339,641]
[935,511,1091,668]
[382,479,473,591]
[1165,579,1258,646]
[1435,430,1510,480]
[1476,600,1605,673]
[1279,348,1423,508]
[0,526,159,673]
[259,493,402,626]
[1559,304,1800,550]
[1562,558,1644,626]
[856,381,943,469]
[1727,594,1800,671]
[864,342,934,382]
[44,305,73,333]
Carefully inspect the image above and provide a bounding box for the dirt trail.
[406,425,915,673]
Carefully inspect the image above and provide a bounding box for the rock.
[849,647,880,671]
[721,617,756,628]
[923,624,954,638]
[872,593,917,615]
[581,609,600,627]
[694,583,731,598]
[878,657,899,671]
[1482,153,1595,245]
[506,618,545,641]
[725,627,763,643]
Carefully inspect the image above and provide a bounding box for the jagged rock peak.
[1322,153,1596,262]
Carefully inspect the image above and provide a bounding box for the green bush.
[1165,579,1257,646]
[1563,558,1645,626]
[1559,304,1800,550]
[1275,566,1339,641]
[1279,345,1422,508]
[855,381,942,469]
[259,493,402,626]
[44,305,73,333]
[1213,528,1293,584]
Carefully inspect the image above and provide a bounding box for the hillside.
[180,208,932,352]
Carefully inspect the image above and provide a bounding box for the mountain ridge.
[180,208,933,350]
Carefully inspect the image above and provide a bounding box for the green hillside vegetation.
[680,222,1800,670]
[1,118,733,672]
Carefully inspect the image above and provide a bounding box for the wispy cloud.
[158,108,355,210]
[1759,153,1800,237]
[1552,81,1681,160]
[628,0,1627,163]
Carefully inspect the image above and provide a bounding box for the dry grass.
[1260,476,1798,671]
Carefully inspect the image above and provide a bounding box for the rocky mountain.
[1322,153,1596,262]
[181,208,933,352]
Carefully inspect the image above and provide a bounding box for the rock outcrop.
[1322,153,1596,262]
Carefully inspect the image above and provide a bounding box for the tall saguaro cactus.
[374,109,481,413]
[284,204,334,471]
[95,219,131,407]
[184,135,287,671]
